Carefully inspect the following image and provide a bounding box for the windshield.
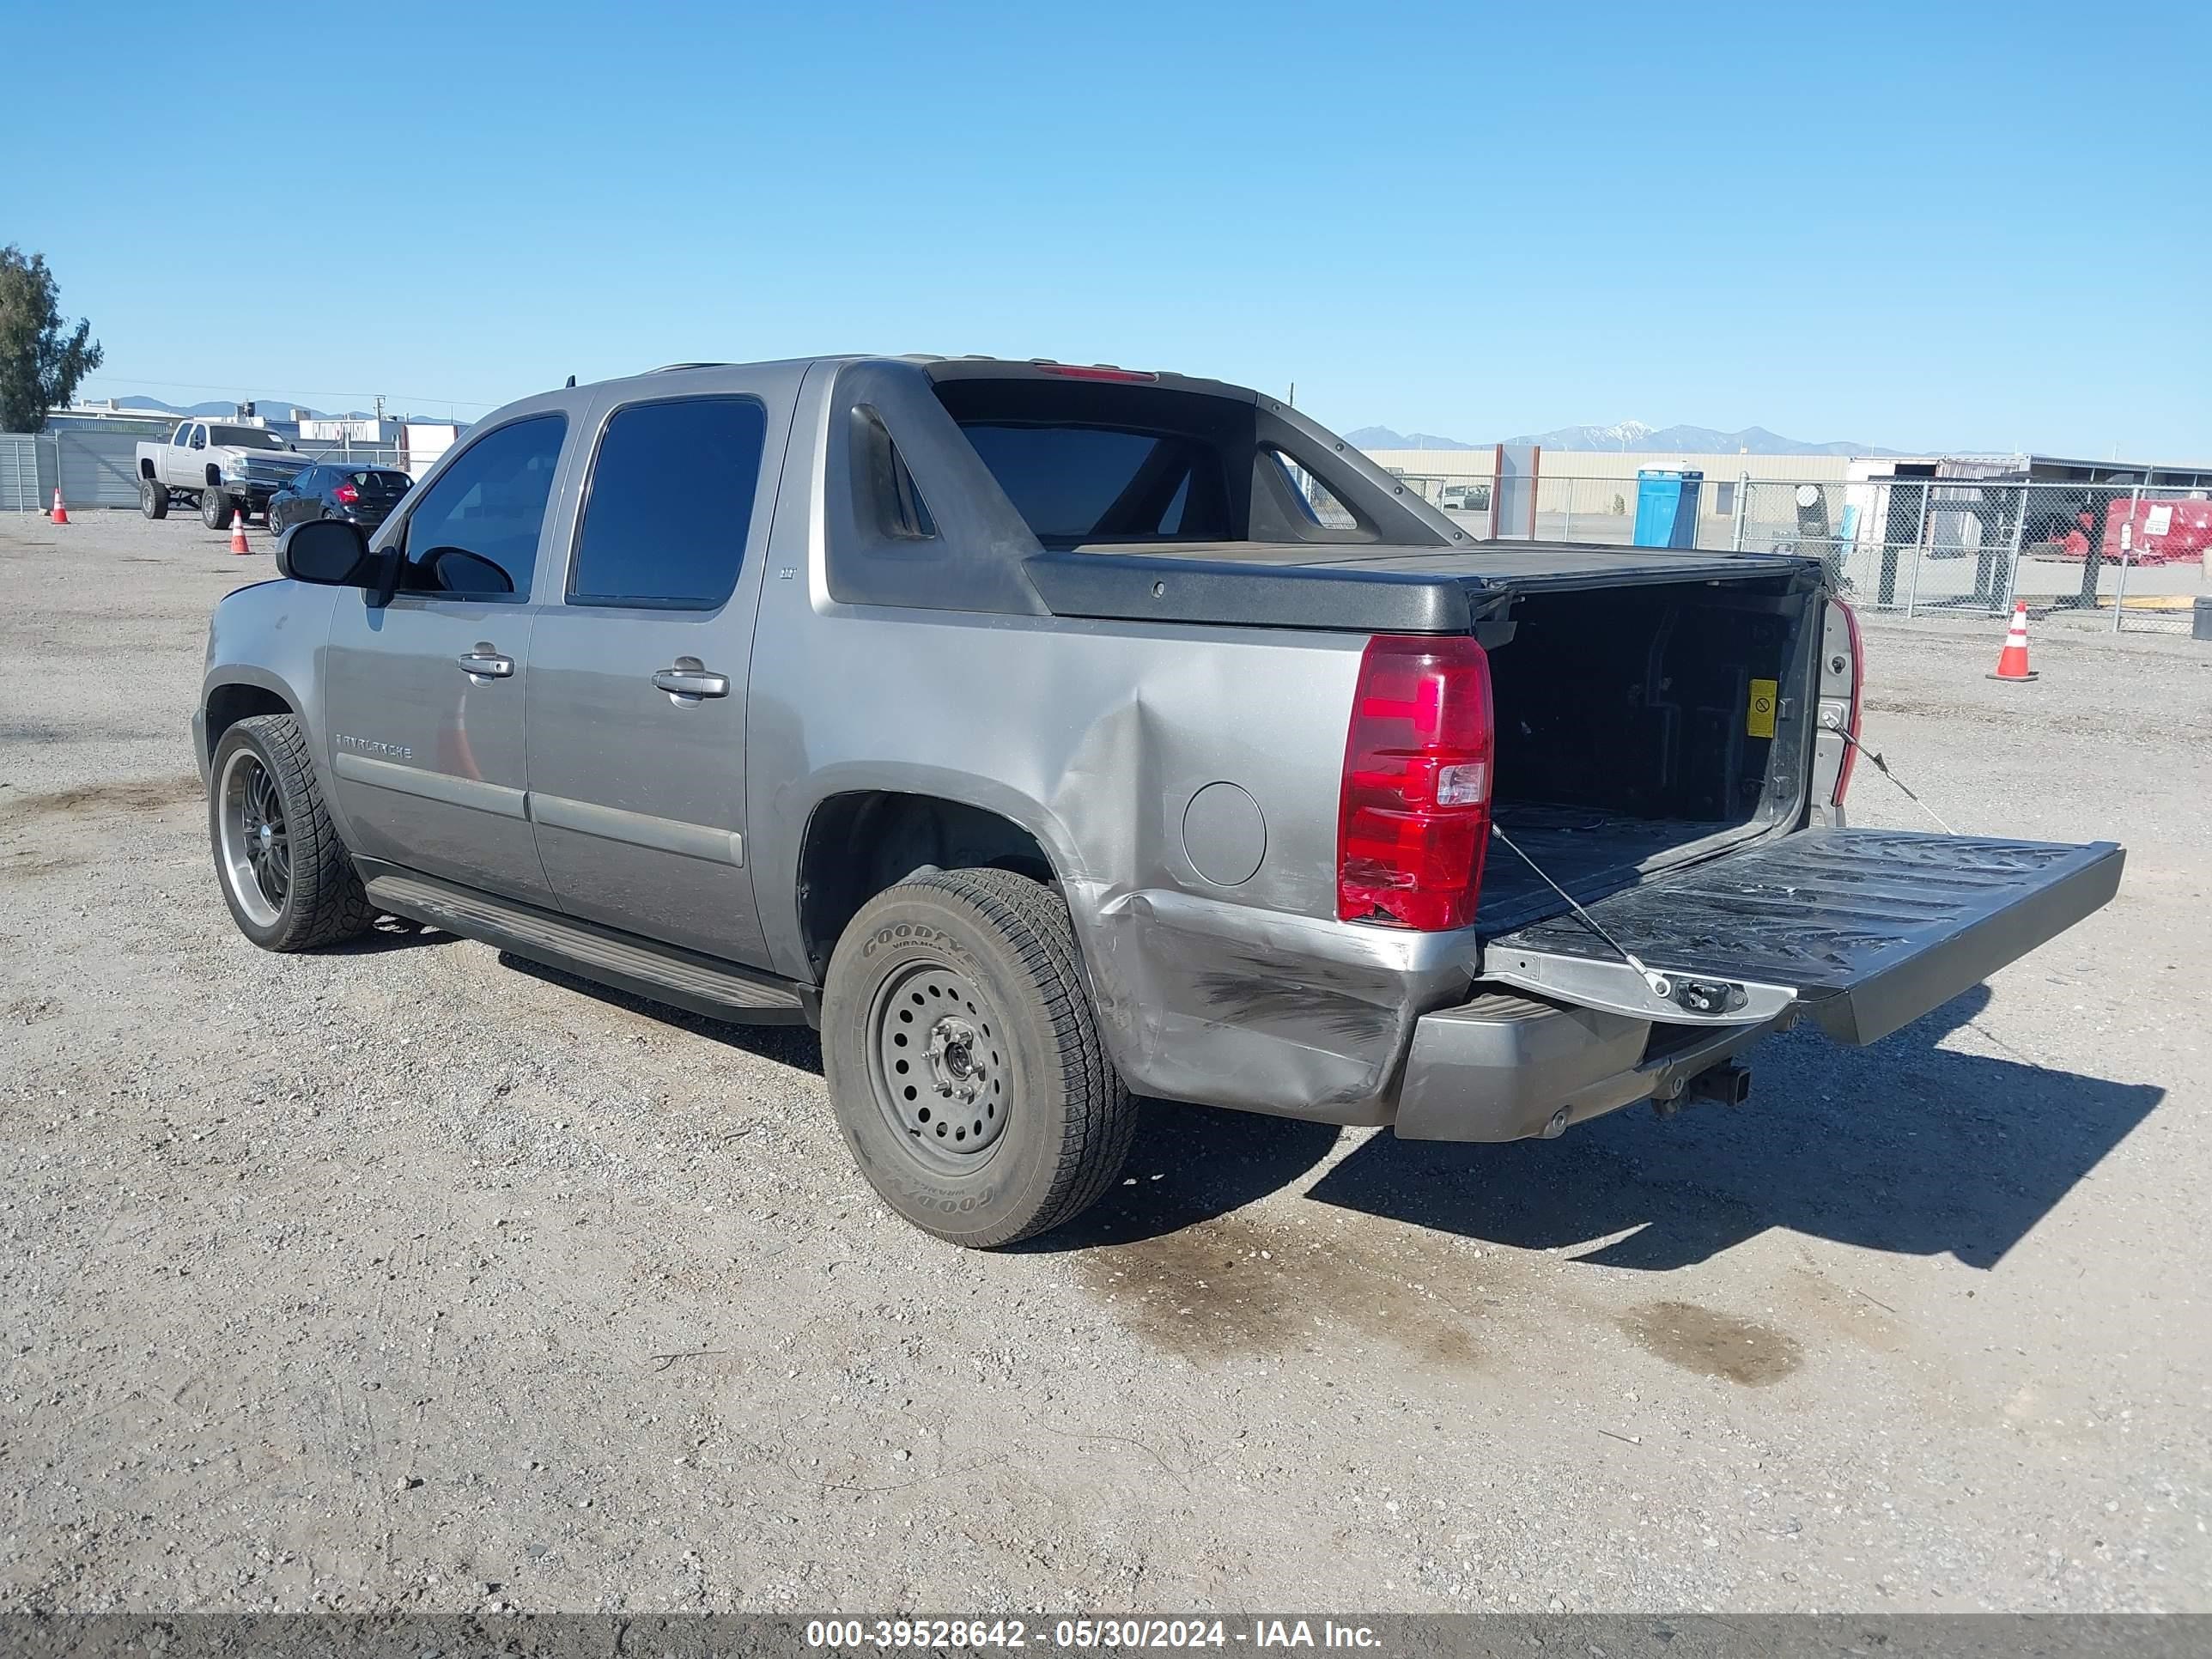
[211,425,288,451]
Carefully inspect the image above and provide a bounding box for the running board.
[364,872,812,1027]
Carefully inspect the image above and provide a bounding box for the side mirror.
[277,518,376,586]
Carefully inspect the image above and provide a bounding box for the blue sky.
[15,1,2209,458]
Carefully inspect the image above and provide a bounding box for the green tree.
[0,246,104,434]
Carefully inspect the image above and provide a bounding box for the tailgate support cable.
[1490,823,1675,1000]
[1837,728,1955,834]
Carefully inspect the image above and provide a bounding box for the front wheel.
[210,713,374,951]
[822,868,1135,1248]
[200,489,231,530]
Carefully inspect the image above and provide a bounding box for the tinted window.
[932,377,1396,550]
[188,425,206,450]
[351,470,410,497]
[958,422,1227,544]
[291,468,321,492]
[397,413,566,599]
[172,423,191,446]
[568,396,767,610]
[212,425,285,450]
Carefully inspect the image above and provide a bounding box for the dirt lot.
[3,508,2208,1614]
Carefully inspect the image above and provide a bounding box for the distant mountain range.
[1346,421,1901,457]
[108,395,373,420]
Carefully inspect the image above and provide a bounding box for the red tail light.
[334,482,359,505]
[1338,634,1494,931]
[1832,599,1863,805]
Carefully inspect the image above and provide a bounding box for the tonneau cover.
[1024,542,1814,633]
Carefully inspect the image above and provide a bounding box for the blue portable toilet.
[1634,469,1704,548]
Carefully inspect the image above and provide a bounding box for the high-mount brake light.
[1035,363,1159,383]
[1337,634,1495,932]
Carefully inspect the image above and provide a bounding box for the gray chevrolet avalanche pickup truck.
[193,356,2123,1247]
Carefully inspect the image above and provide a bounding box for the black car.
[268,465,412,537]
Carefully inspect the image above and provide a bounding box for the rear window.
[961,425,1219,543]
[350,471,410,496]
[929,375,1395,550]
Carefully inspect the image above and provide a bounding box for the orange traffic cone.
[229,509,252,556]
[49,487,69,525]
[1988,600,2038,683]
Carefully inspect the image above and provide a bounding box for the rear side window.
[568,396,768,610]
[397,413,566,600]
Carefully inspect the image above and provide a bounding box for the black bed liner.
[1024,542,1818,634]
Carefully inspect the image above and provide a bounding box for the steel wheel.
[217,745,290,927]
[866,959,1011,1170]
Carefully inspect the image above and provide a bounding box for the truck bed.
[1476,805,1765,935]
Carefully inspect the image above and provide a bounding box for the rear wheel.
[822,867,1134,1248]
[140,477,168,520]
[210,713,374,951]
[200,489,231,530]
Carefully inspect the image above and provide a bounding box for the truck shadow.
[326,915,453,955]
[1016,1101,1344,1254]
[496,951,2160,1273]
[1305,985,2164,1271]
[496,953,826,1073]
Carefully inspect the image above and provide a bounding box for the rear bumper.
[1394,991,1785,1142]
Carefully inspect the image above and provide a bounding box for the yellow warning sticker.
[1747,678,1778,739]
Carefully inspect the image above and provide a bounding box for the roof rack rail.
[646,362,731,374]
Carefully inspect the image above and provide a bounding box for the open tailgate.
[1481,829,2124,1045]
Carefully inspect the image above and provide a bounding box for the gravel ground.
[3,508,2207,1615]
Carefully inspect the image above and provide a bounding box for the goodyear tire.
[822,867,1134,1248]
[141,477,168,520]
[200,489,230,530]
[209,713,374,952]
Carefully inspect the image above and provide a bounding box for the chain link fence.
[1734,478,2207,635]
[1400,468,2207,636]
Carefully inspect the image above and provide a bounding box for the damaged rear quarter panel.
[747,563,1470,1121]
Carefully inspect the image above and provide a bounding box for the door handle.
[652,666,730,700]
[456,647,514,679]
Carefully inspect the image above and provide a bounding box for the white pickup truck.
[136,420,313,528]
